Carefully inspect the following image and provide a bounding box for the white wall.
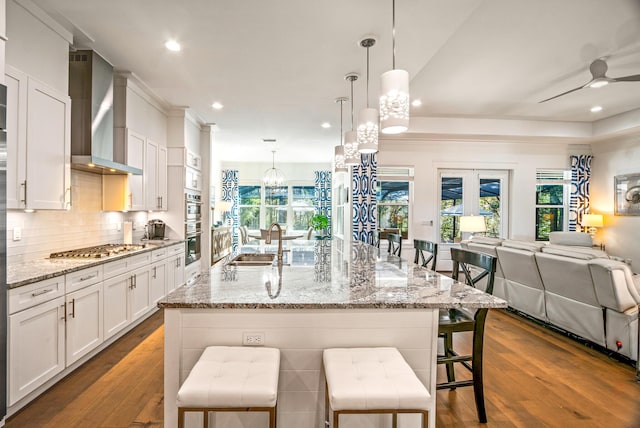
[7,170,147,263]
[221,161,331,184]
[590,137,640,271]
[377,138,575,243]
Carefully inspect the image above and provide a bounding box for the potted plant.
[309,214,329,239]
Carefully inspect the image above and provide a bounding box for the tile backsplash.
[7,170,148,264]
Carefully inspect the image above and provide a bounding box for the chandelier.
[263,150,285,187]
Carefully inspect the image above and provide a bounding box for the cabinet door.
[9,296,65,406]
[167,255,185,294]
[66,283,103,365]
[129,266,151,321]
[145,139,158,210]
[157,145,168,210]
[149,261,166,305]
[5,67,28,209]
[26,78,71,210]
[185,167,202,191]
[125,129,145,211]
[103,274,130,340]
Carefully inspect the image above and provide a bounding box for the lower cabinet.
[129,266,151,322]
[8,296,66,406]
[103,274,131,340]
[150,261,167,305]
[66,282,103,365]
[167,252,185,294]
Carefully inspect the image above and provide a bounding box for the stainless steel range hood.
[69,50,142,175]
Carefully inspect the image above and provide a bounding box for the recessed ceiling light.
[211,102,224,110]
[165,40,181,52]
[590,106,603,113]
[411,99,422,107]
[321,122,331,128]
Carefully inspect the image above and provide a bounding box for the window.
[265,186,288,226]
[238,185,261,229]
[377,180,410,238]
[291,186,315,230]
[535,169,570,241]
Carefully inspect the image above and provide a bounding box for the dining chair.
[370,230,380,248]
[387,233,402,256]
[413,239,438,271]
[437,247,497,423]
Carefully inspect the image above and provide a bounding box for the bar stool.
[177,346,280,428]
[324,347,432,428]
[413,239,438,271]
[437,248,497,423]
[387,233,402,256]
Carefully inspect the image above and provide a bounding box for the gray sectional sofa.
[461,232,640,361]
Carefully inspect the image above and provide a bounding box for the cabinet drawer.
[127,252,151,270]
[66,265,104,293]
[103,259,129,280]
[151,248,167,261]
[9,276,65,314]
[167,243,185,256]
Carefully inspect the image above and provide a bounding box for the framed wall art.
[614,173,640,215]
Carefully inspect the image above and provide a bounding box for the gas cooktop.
[49,244,145,259]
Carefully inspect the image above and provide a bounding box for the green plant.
[309,214,329,231]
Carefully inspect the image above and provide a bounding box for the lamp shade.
[380,69,409,134]
[460,215,486,233]
[357,107,379,153]
[343,130,360,165]
[334,145,347,173]
[218,200,233,212]
[581,214,603,228]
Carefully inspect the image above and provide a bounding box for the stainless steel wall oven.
[185,192,202,265]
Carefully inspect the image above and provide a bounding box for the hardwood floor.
[6,309,640,427]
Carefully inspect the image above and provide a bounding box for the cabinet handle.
[157,196,161,209]
[129,275,135,289]
[133,274,137,288]
[128,193,133,210]
[70,298,76,319]
[31,288,53,297]
[79,274,95,282]
[153,266,157,279]
[21,180,27,207]
[60,303,67,322]
[65,186,72,210]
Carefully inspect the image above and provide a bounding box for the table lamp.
[218,200,233,226]
[581,214,603,239]
[460,215,486,239]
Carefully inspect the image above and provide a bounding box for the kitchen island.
[159,239,506,428]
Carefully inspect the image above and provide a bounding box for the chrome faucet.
[265,222,283,264]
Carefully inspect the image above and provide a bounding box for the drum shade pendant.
[357,37,379,154]
[343,73,361,165]
[263,150,286,187]
[380,0,409,134]
[334,97,348,173]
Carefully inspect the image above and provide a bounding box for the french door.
[438,169,509,243]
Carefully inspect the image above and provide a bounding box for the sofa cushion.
[542,245,609,260]
[469,236,503,245]
[501,240,545,252]
[549,231,593,247]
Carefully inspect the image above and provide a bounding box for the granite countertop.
[159,240,507,310]
[8,239,184,289]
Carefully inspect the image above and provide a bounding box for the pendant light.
[357,37,379,154]
[380,0,409,134]
[334,97,348,173]
[263,150,285,187]
[343,73,361,165]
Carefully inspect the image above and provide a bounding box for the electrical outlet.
[242,332,265,346]
[13,226,22,241]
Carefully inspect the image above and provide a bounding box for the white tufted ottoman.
[323,347,432,428]
[177,346,280,428]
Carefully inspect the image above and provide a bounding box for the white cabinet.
[129,266,151,321]
[185,167,202,192]
[65,282,103,365]
[103,273,130,340]
[149,261,167,305]
[167,254,185,294]
[5,66,71,210]
[124,129,146,211]
[145,139,168,211]
[8,296,65,405]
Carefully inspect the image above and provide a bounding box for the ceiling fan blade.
[538,84,586,103]
[613,74,640,82]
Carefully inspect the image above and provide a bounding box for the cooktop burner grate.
[49,244,145,259]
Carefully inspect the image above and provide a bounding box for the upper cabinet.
[146,139,168,211]
[6,66,71,210]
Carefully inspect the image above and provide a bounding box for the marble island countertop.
[8,239,184,289]
[159,240,507,310]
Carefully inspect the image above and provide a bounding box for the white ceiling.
[32,0,640,163]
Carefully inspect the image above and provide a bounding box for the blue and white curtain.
[222,169,239,251]
[352,154,377,243]
[569,155,592,231]
[314,171,332,237]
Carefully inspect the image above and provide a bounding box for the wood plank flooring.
[5,309,640,427]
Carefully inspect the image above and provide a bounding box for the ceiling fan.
[539,58,640,103]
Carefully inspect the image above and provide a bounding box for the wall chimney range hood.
[69,50,142,175]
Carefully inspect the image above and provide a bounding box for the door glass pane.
[479,178,501,238]
[536,208,564,240]
[440,177,463,243]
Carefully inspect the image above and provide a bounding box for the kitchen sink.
[227,253,275,266]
